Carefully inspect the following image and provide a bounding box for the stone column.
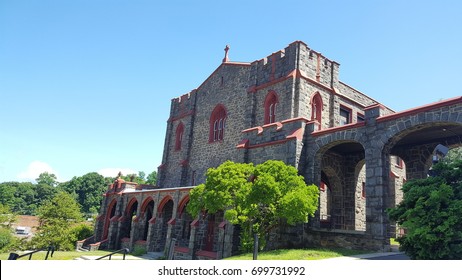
[364,105,390,251]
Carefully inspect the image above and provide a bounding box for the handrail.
[95,248,129,260]
[8,246,55,260]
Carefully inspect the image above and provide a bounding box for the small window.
[340,106,351,125]
[311,93,323,129]
[264,91,278,124]
[357,113,365,123]
[175,123,184,151]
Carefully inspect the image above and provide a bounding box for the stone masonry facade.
[92,41,462,259]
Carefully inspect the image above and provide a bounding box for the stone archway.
[102,199,117,240]
[153,197,174,252]
[316,140,366,231]
[123,198,138,239]
[175,196,193,248]
[140,198,154,241]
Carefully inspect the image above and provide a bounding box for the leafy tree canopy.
[59,172,108,214]
[388,158,462,259]
[32,191,83,250]
[0,204,16,228]
[36,172,58,187]
[187,160,319,250]
[146,170,158,185]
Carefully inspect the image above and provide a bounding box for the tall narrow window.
[311,93,323,129]
[264,91,278,124]
[209,105,227,142]
[175,122,184,151]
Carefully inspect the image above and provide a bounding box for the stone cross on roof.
[223,45,230,63]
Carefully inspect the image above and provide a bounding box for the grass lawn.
[225,248,370,260]
[0,249,121,260]
[1,247,369,260]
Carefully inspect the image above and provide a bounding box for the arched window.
[175,122,184,151]
[264,91,278,124]
[209,105,227,142]
[311,93,323,129]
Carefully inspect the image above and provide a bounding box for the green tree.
[0,183,16,210]
[0,204,17,228]
[0,204,18,253]
[0,180,57,215]
[388,159,462,259]
[187,160,319,251]
[120,171,147,184]
[36,172,58,187]
[32,192,83,250]
[146,170,157,185]
[444,146,462,163]
[59,172,108,214]
[1,182,37,215]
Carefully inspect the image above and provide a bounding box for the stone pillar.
[165,221,175,255]
[146,200,159,252]
[222,223,235,259]
[107,216,119,249]
[188,219,200,259]
[217,222,226,259]
[129,219,139,251]
[364,105,390,251]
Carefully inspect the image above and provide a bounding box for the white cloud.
[97,168,137,178]
[17,161,59,182]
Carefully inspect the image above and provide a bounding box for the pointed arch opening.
[175,122,184,151]
[310,92,323,130]
[103,199,117,239]
[264,91,279,124]
[209,104,227,142]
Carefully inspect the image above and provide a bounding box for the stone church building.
[87,41,462,259]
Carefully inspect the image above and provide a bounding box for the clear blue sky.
[1,0,461,183]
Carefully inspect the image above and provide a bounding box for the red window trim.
[264,91,278,125]
[310,92,323,129]
[209,104,227,143]
[175,122,184,151]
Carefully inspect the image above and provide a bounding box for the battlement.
[171,90,197,104]
[237,117,309,150]
[169,90,197,122]
[249,41,340,89]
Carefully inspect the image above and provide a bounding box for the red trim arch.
[125,197,138,215]
[177,195,190,216]
[140,196,154,216]
[157,195,174,213]
[209,104,227,142]
[175,122,184,151]
[103,198,118,239]
[264,90,279,124]
[310,92,323,129]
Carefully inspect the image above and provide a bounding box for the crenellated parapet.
[237,117,313,167]
[248,41,340,91]
[168,90,197,122]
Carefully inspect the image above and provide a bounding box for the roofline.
[377,96,462,123]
